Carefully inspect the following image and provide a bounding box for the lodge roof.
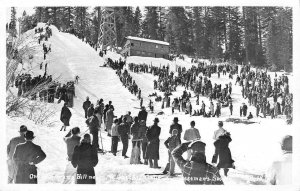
[126,36,170,46]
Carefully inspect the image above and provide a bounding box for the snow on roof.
[126,36,170,46]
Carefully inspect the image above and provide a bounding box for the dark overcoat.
[214,134,234,169]
[13,141,46,184]
[71,143,98,184]
[145,124,161,160]
[61,106,72,126]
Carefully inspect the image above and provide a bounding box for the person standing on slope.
[87,103,94,118]
[118,117,130,159]
[267,135,292,185]
[145,118,161,169]
[106,105,116,137]
[94,99,104,128]
[172,140,223,185]
[138,106,148,123]
[7,125,27,183]
[72,134,98,184]
[169,117,182,143]
[13,131,46,184]
[60,102,72,131]
[63,127,81,183]
[183,121,201,160]
[86,110,100,151]
[82,97,91,119]
[139,120,149,165]
[213,132,235,176]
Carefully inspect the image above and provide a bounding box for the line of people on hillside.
[236,65,293,122]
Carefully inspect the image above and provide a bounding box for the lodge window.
[136,51,140,54]
[155,45,158,48]
[131,43,134,47]
[142,51,145,55]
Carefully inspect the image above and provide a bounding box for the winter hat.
[190,121,195,126]
[19,125,27,133]
[189,140,206,155]
[24,131,35,140]
[281,135,292,152]
[81,134,91,144]
[71,127,80,135]
[114,118,119,123]
[153,118,159,123]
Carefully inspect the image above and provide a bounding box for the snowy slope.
[6,24,293,185]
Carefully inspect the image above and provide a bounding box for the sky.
[6,7,35,23]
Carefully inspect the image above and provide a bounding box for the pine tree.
[9,7,17,37]
[142,7,159,40]
[74,7,88,40]
[133,6,142,37]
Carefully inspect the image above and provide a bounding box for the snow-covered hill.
[6,23,292,185]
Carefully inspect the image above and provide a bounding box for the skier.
[172,140,223,185]
[13,131,46,184]
[169,117,182,143]
[63,127,81,184]
[60,103,72,131]
[7,125,27,183]
[82,97,91,119]
[145,118,161,168]
[229,102,233,115]
[213,132,235,176]
[118,117,130,159]
[183,121,201,160]
[162,129,180,176]
[71,134,98,184]
[267,135,292,185]
[86,110,101,151]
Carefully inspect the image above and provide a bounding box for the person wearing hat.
[60,102,72,131]
[111,119,120,156]
[172,140,223,185]
[138,106,148,122]
[13,131,46,184]
[72,134,98,184]
[82,97,91,118]
[117,117,130,158]
[183,121,201,160]
[213,132,235,176]
[130,117,143,164]
[267,135,292,185]
[94,99,104,128]
[63,127,81,183]
[169,117,182,143]
[145,118,161,168]
[7,125,27,183]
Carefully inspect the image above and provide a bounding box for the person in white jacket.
[183,121,201,160]
[267,135,292,185]
[213,121,226,141]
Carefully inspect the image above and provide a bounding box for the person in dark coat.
[63,127,81,183]
[72,134,98,184]
[13,131,46,184]
[117,117,130,158]
[138,106,148,122]
[7,125,27,183]
[169,117,182,143]
[82,97,91,118]
[145,118,161,168]
[85,111,100,151]
[172,140,223,185]
[60,103,72,131]
[213,132,235,176]
[87,104,94,118]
